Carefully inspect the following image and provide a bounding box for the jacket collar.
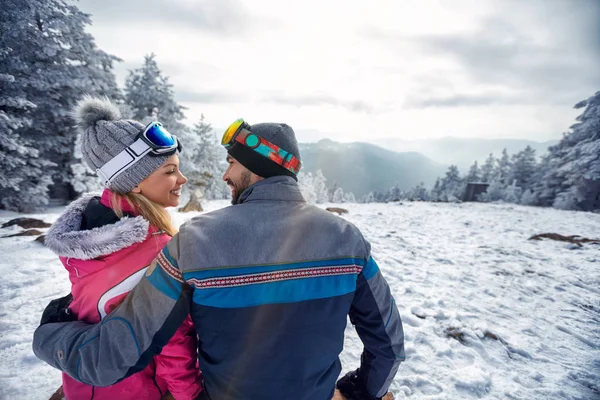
[237,176,306,204]
[100,188,139,215]
[45,192,150,260]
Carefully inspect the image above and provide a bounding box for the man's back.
[33,177,404,400]
[173,177,370,399]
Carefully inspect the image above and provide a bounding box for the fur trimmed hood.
[45,193,150,260]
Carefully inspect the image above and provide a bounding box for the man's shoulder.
[178,206,236,234]
[304,203,363,230]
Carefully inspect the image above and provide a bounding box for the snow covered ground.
[0,201,598,399]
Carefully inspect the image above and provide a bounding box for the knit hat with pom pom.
[74,96,172,194]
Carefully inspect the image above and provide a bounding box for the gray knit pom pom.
[74,95,121,129]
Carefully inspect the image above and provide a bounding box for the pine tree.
[387,183,403,202]
[439,165,463,201]
[408,182,428,201]
[314,170,329,204]
[1,0,121,207]
[364,191,375,203]
[125,54,185,130]
[0,69,54,211]
[430,178,441,201]
[465,161,481,183]
[480,177,505,202]
[332,187,345,203]
[503,180,522,203]
[179,115,227,203]
[495,149,512,184]
[535,91,600,210]
[297,172,317,204]
[520,189,538,206]
[480,153,495,183]
[343,192,356,203]
[507,145,537,190]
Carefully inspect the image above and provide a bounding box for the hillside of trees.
[366,92,599,212]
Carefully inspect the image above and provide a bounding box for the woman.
[42,97,202,400]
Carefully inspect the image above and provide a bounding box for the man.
[33,119,405,400]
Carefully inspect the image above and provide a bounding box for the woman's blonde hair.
[110,192,177,237]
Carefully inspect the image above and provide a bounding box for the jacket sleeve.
[346,256,405,398]
[32,233,193,387]
[154,315,203,400]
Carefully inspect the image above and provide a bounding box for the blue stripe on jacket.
[147,263,183,301]
[191,273,359,308]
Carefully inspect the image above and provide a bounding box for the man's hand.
[40,293,76,325]
[336,369,395,400]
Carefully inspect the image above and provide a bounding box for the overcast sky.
[75,0,600,143]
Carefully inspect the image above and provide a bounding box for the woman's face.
[132,154,188,208]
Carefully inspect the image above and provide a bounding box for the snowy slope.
[0,201,598,400]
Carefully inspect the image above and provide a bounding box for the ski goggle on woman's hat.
[221,118,301,175]
[96,121,182,185]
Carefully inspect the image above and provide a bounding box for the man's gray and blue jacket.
[33,176,405,400]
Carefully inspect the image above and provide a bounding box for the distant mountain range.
[298,139,447,198]
[371,137,558,169]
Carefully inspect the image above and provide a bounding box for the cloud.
[363,1,600,109]
[176,90,238,104]
[263,94,376,113]
[418,12,599,104]
[76,0,254,35]
[406,94,518,108]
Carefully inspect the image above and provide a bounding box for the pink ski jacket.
[44,189,202,400]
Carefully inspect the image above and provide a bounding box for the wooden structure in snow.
[463,182,489,202]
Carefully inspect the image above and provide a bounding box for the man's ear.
[131,186,142,194]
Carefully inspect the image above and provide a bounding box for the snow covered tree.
[363,191,375,203]
[298,172,317,204]
[343,192,356,203]
[480,153,495,183]
[328,181,340,202]
[1,0,121,207]
[534,91,600,210]
[439,165,463,201]
[314,170,329,204]
[465,161,481,183]
[0,69,54,211]
[479,177,505,202]
[125,54,184,132]
[519,189,538,206]
[430,178,441,201]
[503,180,522,203]
[179,116,227,210]
[494,149,512,184]
[407,182,429,201]
[387,183,403,202]
[507,146,537,190]
[332,187,345,203]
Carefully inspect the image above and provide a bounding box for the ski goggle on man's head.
[221,118,301,175]
[96,121,182,185]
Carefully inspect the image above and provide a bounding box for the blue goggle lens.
[145,123,175,147]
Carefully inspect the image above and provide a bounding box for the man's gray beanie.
[74,97,170,194]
